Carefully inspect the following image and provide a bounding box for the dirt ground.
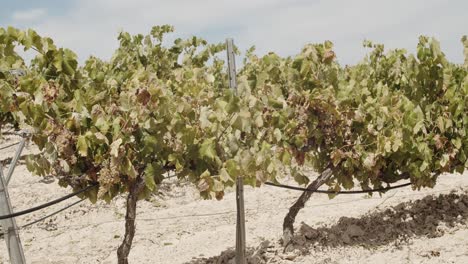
[1,134,468,264]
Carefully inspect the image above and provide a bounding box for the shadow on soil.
[187,190,468,264]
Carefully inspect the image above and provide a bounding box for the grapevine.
[1,26,467,261]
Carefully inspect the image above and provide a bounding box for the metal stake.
[6,137,27,185]
[0,164,26,264]
[226,38,246,264]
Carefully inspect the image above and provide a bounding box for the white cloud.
[6,0,468,65]
[11,8,47,22]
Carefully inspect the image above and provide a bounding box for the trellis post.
[226,38,246,264]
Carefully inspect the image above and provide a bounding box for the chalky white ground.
[1,134,467,264]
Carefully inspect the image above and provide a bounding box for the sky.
[0,0,467,65]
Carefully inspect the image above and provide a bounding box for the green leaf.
[292,169,309,185]
[121,157,137,178]
[144,163,161,191]
[225,159,241,178]
[437,117,445,132]
[77,135,88,157]
[232,110,252,132]
[280,149,292,166]
[392,137,403,152]
[451,138,462,149]
[413,120,425,134]
[95,117,110,134]
[199,138,217,161]
[86,186,98,204]
[25,155,36,173]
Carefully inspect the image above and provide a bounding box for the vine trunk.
[282,168,333,247]
[117,177,144,264]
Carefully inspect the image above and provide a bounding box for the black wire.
[1,131,27,137]
[264,181,412,194]
[0,141,20,151]
[0,183,97,220]
[20,198,85,229]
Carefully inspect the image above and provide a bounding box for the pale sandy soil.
[1,134,468,264]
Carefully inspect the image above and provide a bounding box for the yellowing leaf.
[110,138,122,157]
[363,153,376,169]
[213,179,224,192]
[219,168,232,182]
[94,132,109,144]
[420,161,428,172]
[440,154,450,167]
[273,128,282,142]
